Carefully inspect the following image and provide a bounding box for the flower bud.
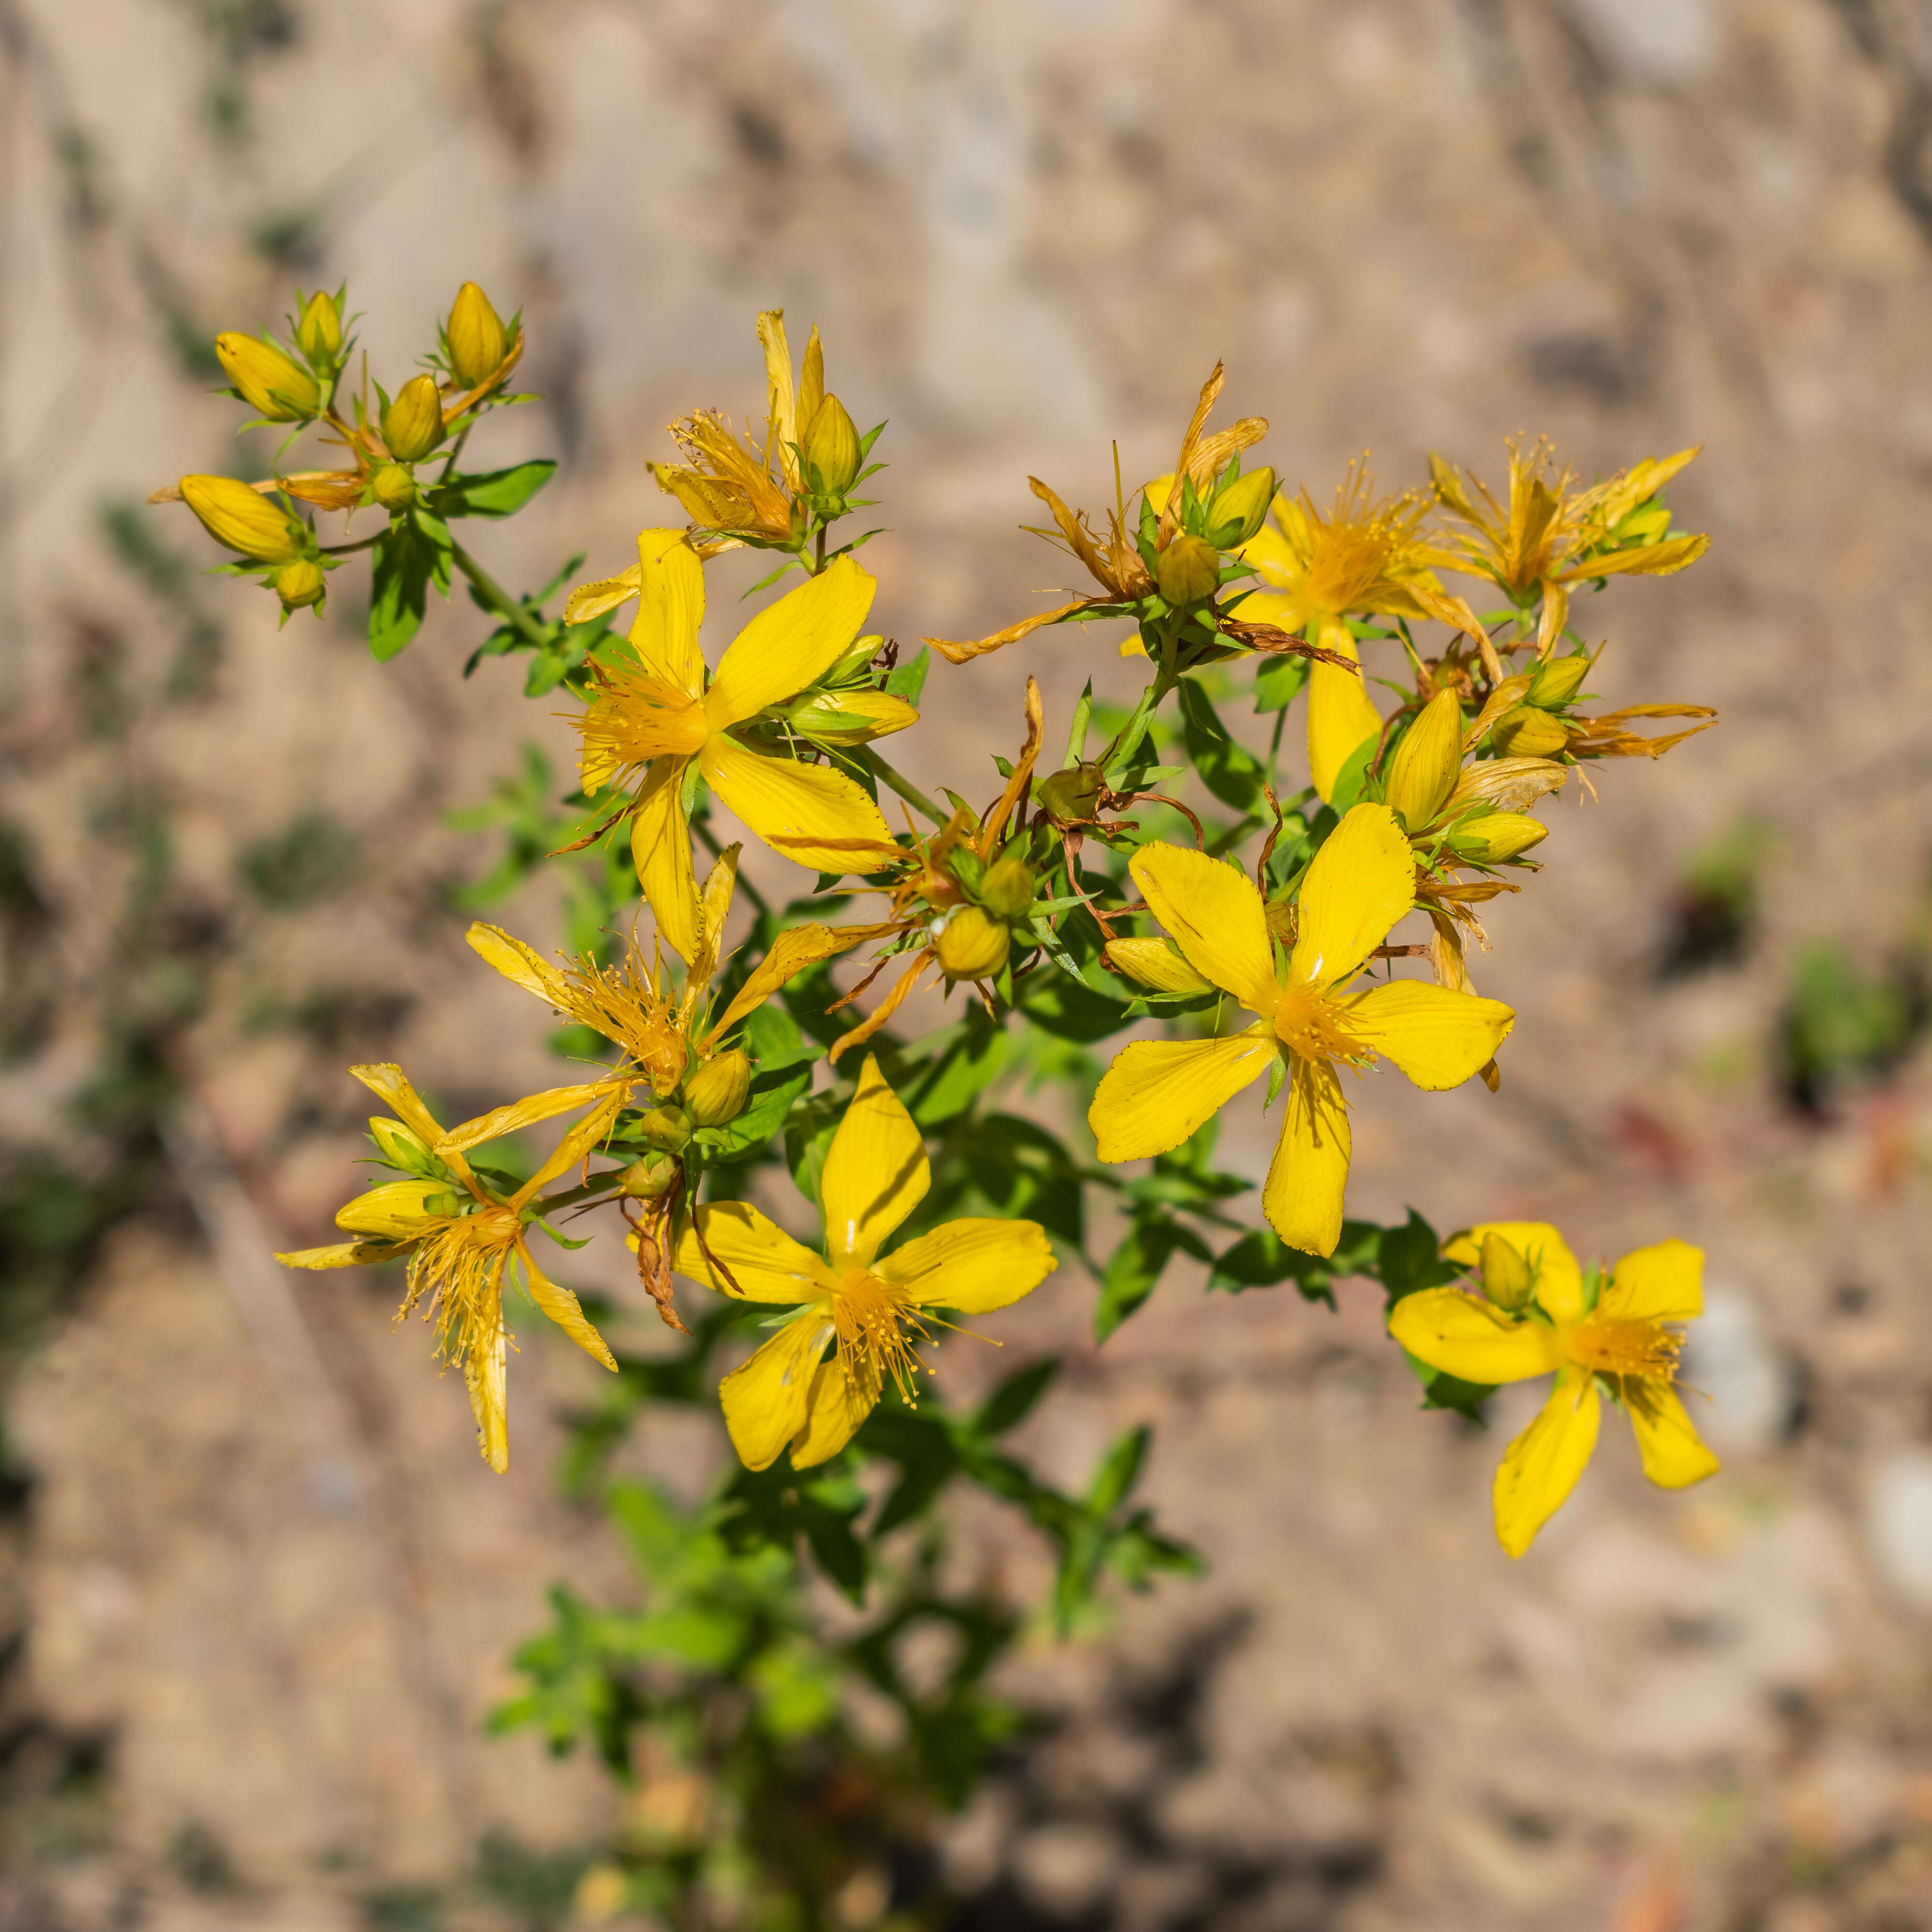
[1154,532,1220,606]
[370,1117,435,1174]
[1038,763,1104,825]
[1204,465,1276,549]
[683,1049,751,1128]
[295,290,343,369]
[618,1152,679,1200]
[1527,652,1591,708]
[800,393,863,495]
[1384,689,1463,834]
[1478,1231,1535,1313]
[216,332,321,421]
[978,855,1036,920]
[822,634,885,685]
[633,1103,693,1153]
[336,1177,460,1237]
[272,558,327,613]
[1489,706,1571,759]
[179,475,307,563]
[371,462,418,510]
[935,906,1011,980]
[382,374,444,463]
[781,689,917,747]
[446,282,508,389]
[1445,812,1548,863]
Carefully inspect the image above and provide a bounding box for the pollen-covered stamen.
[579,668,710,769]
[1272,980,1371,1069]
[830,1268,929,1409]
[404,1207,523,1367]
[1568,1316,1682,1382]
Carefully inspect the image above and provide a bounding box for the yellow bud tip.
[1154,532,1220,607]
[1385,689,1463,833]
[683,1049,752,1128]
[978,856,1036,920]
[446,281,508,390]
[1206,466,1276,548]
[800,393,863,496]
[371,462,418,510]
[179,475,307,563]
[272,558,326,612]
[295,290,343,365]
[382,374,445,463]
[215,331,321,421]
[935,905,1012,980]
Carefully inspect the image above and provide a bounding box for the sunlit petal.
[876,1217,1057,1313]
[1493,1366,1600,1558]
[821,1055,929,1265]
[1089,1033,1274,1163]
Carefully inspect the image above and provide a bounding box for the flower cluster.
[167,291,1721,1557]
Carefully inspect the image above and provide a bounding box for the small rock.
[1865,1447,1932,1611]
[1011,1822,1120,1920]
[1681,1282,1795,1455]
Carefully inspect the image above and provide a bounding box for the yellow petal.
[467,923,570,1008]
[821,1055,929,1265]
[720,1311,835,1470]
[521,1247,618,1371]
[631,758,702,963]
[1089,1033,1274,1163]
[628,529,706,693]
[704,921,868,1046]
[1443,1221,1585,1326]
[1383,688,1463,833]
[876,1217,1057,1313]
[1263,1056,1352,1256]
[1104,937,1216,997]
[757,309,799,472]
[1601,1238,1704,1322]
[350,1063,445,1145]
[275,1240,398,1269]
[512,1088,629,1204]
[1387,1289,1565,1383]
[1306,624,1383,803]
[704,555,875,729]
[438,1080,618,1154]
[465,1300,510,1473]
[689,842,741,993]
[1553,531,1709,583]
[1288,802,1415,990]
[788,1357,871,1470]
[1623,1382,1721,1489]
[702,736,892,873]
[673,1201,835,1302]
[1129,842,1279,1014]
[562,562,642,628]
[1343,979,1515,1090]
[335,1178,453,1237]
[1493,1367,1600,1558]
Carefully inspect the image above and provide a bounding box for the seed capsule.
[618,1152,679,1200]
[978,856,1036,920]
[1038,764,1104,826]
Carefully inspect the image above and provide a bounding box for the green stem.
[318,531,383,558]
[1101,662,1177,779]
[814,523,828,574]
[693,814,772,919]
[451,540,549,652]
[860,749,947,827]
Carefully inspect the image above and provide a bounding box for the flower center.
[1568,1316,1681,1383]
[1272,980,1367,1066]
[830,1269,928,1408]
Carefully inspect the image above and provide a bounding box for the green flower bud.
[446,281,508,389]
[683,1049,751,1128]
[1038,763,1104,826]
[1154,532,1220,606]
[1204,465,1276,548]
[822,634,885,685]
[295,290,343,369]
[1384,689,1463,834]
[618,1152,679,1200]
[215,332,320,421]
[1445,812,1548,863]
[978,855,1036,920]
[633,1103,693,1153]
[1489,706,1572,760]
[382,374,444,463]
[371,462,418,510]
[1527,652,1591,708]
[935,906,1011,980]
[370,1117,436,1174]
[1479,1231,1535,1313]
[272,558,327,613]
[800,393,863,495]
[179,475,307,563]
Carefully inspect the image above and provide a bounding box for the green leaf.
[1178,678,1265,810]
[784,1091,844,1207]
[1253,652,1310,714]
[973,1358,1059,1437]
[369,523,438,660]
[434,459,558,519]
[907,1014,1011,1128]
[1327,731,1381,813]
[1086,1424,1149,1515]
[1017,965,1132,1042]
[1095,1215,1209,1341]
[1378,1208,1458,1301]
[883,645,930,705]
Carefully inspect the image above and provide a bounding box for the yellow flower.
[276,1064,629,1472]
[1237,464,1492,802]
[673,1056,1057,1470]
[646,309,824,549]
[1090,805,1514,1256]
[567,530,897,963]
[1430,440,1710,656]
[466,842,864,1107]
[179,475,309,563]
[1389,1223,1720,1556]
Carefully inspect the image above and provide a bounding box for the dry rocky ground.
[7,0,1932,1926]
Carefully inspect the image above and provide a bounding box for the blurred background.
[5,0,1932,1926]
